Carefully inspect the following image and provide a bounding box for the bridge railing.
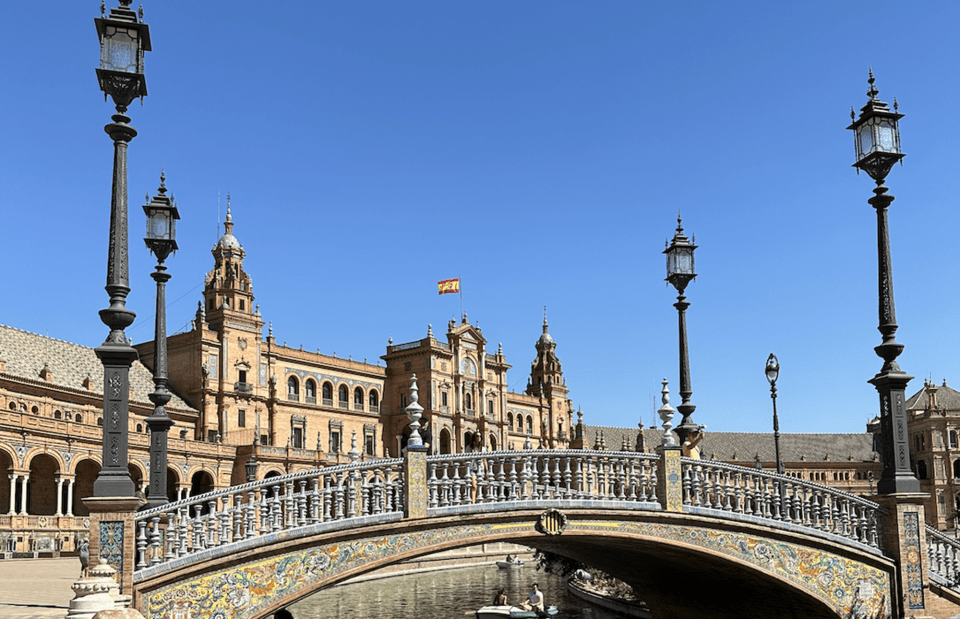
[426,450,660,508]
[133,458,404,569]
[682,458,883,550]
[927,525,960,588]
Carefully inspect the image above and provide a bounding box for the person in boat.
[493,587,508,605]
[522,583,544,611]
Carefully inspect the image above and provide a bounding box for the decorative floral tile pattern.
[100,521,125,577]
[143,517,891,619]
[903,511,924,610]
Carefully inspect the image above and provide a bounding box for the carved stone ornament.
[238,337,248,350]
[537,508,567,535]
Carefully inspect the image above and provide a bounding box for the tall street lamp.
[92,0,152,498]
[143,172,178,509]
[765,353,784,474]
[664,215,698,445]
[848,71,920,495]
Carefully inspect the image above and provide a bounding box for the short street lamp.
[664,215,698,445]
[245,456,259,483]
[765,354,784,475]
[143,172,179,509]
[92,0,152,498]
[847,71,919,495]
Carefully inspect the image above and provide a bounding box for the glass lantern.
[847,74,904,181]
[664,218,697,291]
[143,178,179,262]
[765,353,779,386]
[95,2,152,108]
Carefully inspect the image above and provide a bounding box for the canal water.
[289,563,626,619]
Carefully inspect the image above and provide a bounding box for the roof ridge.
[0,323,98,351]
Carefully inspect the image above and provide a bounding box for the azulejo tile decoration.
[99,521,125,577]
[902,511,924,610]
[143,517,890,619]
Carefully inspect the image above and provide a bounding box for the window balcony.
[370,405,379,413]
[287,394,299,402]
[465,408,475,417]
[353,403,364,411]
[339,401,348,409]
[234,382,253,394]
[305,396,317,405]
[322,398,333,407]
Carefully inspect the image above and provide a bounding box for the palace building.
[0,206,575,555]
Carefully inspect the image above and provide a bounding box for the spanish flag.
[438,278,460,295]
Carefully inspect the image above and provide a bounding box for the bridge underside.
[135,509,894,619]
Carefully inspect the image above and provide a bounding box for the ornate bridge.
[76,447,960,619]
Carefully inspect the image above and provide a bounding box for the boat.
[495,559,524,569]
[475,605,559,619]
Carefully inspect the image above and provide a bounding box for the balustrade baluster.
[218,500,230,545]
[271,485,283,532]
[681,464,692,506]
[648,460,658,504]
[563,457,573,499]
[701,467,713,509]
[539,458,550,500]
[178,507,189,557]
[691,465,703,507]
[721,471,732,511]
[335,475,345,520]
[439,463,450,507]
[136,520,148,568]
[150,515,162,566]
[428,462,439,508]
[495,458,506,501]
[310,478,321,524]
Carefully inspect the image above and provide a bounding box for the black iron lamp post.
[765,353,784,474]
[848,71,919,495]
[664,215,698,445]
[92,0,152,498]
[143,172,179,509]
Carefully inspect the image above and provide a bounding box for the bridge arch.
[135,508,892,619]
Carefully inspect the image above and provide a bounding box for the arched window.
[507,413,514,431]
[97,417,103,427]
[54,410,62,419]
[953,459,960,479]
[526,416,533,434]
[287,376,299,401]
[354,387,364,410]
[7,402,15,410]
[487,400,494,416]
[305,379,317,403]
[489,435,497,451]
[338,385,348,409]
[465,392,473,410]
[951,431,958,449]
[136,423,143,433]
[368,390,379,411]
[75,413,83,424]
[322,382,333,404]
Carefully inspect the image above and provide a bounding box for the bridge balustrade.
[133,458,404,569]
[681,458,883,550]
[426,450,660,508]
[926,525,960,588]
[131,450,889,574]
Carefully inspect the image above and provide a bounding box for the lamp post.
[143,172,179,509]
[765,353,784,475]
[245,456,259,483]
[664,215,698,445]
[92,0,152,498]
[848,71,919,495]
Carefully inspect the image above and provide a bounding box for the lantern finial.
[158,168,166,194]
[867,68,879,99]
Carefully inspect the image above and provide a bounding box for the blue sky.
[1,2,958,434]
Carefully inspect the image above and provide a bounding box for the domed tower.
[526,309,573,447]
[203,198,256,326]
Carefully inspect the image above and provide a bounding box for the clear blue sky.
[1,2,958,434]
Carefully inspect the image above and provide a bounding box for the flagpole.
[459,276,464,320]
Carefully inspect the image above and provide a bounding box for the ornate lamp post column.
[143,172,179,509]
[92,0,152,498]
[848,71,919,495]
[664,215,699,446]
[765,354,784,474]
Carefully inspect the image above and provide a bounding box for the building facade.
[0,208,576,554]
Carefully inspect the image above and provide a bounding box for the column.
[19,473,28,515]
[55,476,64,517]
[7,473,16,515]
[65,478,74,517]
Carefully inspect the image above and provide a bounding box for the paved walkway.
[0,558,78,619]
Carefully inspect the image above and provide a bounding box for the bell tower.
[204,197,258,332]
[526,309,572,447]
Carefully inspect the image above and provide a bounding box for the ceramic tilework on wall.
[903,511,924,610]
[100,521,125,577]
[143,517,891,619]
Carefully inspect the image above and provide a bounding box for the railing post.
[403,446,428,519]
[874,493,931,618]
[82,496,143,600]
[656,446,683,512]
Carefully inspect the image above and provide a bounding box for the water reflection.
[291,564,622,619]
